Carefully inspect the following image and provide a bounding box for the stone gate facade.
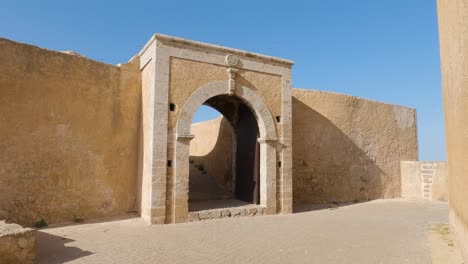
[138,35,293,224]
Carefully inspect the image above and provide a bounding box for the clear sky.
[1,0,444,161]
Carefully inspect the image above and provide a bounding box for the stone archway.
[172,80,278,223]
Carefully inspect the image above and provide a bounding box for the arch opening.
[172,81,277,223]
[188,95,260,212]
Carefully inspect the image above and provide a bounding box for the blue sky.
[1,0,444,160]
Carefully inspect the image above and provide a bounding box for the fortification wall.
[0,38,141,226]
[291,89,418,204]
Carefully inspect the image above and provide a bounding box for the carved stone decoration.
[227,68,239,95]
[225,54,239,66]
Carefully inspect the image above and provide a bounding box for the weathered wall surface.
[0,221,36,264]
[190,116,234,192]
[0,38,141,226]
[437,0,468,260]
[400,161,448,201]
[292,89,418,204]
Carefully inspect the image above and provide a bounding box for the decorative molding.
[225,54,239,66]
[150,40,292,77]
[227,68,239,95]
[139,34,294,66]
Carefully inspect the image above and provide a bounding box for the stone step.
[188,205,266,222]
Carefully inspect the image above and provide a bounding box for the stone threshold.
[188,205,266,222]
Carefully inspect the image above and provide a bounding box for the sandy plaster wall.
[190,116,234,191]
[0,38,141,226]
[400,161,448,201]
[292,89,418,204]
[437,0,468,260]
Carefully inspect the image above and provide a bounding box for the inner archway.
[173,80,278,223]
[188,96,260,212]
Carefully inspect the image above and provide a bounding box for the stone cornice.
[138,33,294,66]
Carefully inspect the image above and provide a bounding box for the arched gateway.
[175,81,277,222]
[138,34,293,224]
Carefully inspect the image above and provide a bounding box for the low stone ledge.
[0,220,36,264]
[188,205,266,222]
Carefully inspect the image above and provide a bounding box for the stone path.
[36,199,449,264]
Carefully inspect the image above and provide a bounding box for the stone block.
[0,221,36,264]
[188,212,199,222]
[230,209,241,217]
[240,209,247,217]
[198,211,211,220]
[247,207,257,216]
[212,210,222,219]
[221,209,231,218]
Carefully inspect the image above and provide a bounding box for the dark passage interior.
[189,95,260,211]
[235,104,260,204]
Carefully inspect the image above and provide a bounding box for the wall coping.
[138,33,294,66]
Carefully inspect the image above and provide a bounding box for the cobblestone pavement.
[36,199,448,264]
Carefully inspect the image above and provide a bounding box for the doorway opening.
[188,95,260,212]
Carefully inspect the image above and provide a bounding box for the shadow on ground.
[293,200,372,213]
[44,212,140,229]
[36,232,93,264]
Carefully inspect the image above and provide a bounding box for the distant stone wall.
[401,161,448,201]
[189,116,234,193]
[0,38,141,226]
[292,89,418,204]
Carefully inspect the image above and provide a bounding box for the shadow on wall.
[292,97,387,207]
[189,117,234,201]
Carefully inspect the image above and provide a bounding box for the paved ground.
[36,199,449,264]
